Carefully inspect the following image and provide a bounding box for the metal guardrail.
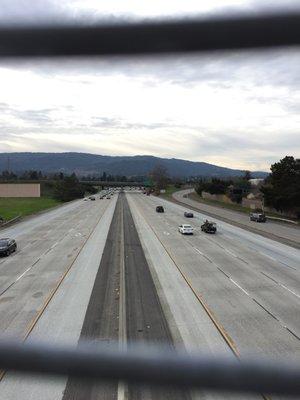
[1,340,300,396]
[0,214,22,227]
[0,10,299,396]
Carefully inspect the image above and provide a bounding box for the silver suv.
[250,212,266,222]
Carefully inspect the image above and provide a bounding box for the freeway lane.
[0,195,113,340]
[0,198,85,239]
[0,195,118,400]
[128,193,300,363]
[173,189,300,248]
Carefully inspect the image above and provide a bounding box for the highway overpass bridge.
[80,181,145,189]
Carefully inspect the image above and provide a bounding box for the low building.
[0,183,40,197]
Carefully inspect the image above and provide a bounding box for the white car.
[178,224,194,235]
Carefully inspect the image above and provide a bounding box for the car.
[89,196,96,201]
[84,198,88,201]
[156,206,164,213]
[178,224,194,235]
[0,238,17,256]
[250,212,266,222]
[184,212,194,218]
[201,220,217,234]
[106,196,111,199]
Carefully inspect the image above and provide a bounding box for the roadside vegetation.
[188,192,281,216]
[189,192,251,213]
[0,173,98,222]
[193,156,299,220]
[159,184,186,199]
[0,155,298,221]
[260,156,299,218]
[0,197,62,221]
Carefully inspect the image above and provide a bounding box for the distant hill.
[0,152,268,178]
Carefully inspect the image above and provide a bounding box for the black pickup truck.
[201,221,217,234]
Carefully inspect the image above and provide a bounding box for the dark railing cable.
[0,340,299,395]
[0,12,300,57]
[0,10,299,397]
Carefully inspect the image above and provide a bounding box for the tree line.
[194,156,299,217]
[0,156,298,215]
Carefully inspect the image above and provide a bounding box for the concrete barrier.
[266,215,298,225]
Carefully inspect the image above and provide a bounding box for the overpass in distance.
[81,181,145,188]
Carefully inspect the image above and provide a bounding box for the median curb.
[266,215,299,225]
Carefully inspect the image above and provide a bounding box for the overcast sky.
[0,1,299,171]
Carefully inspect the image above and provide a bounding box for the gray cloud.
[0,103,54,125]
[91,117,183,131]
[1,0,299,27]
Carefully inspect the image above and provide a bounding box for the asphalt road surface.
[128,194,300,360]
[0,190,299,400]
[173,189,300,248]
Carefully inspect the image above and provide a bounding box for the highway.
[173,189,300,248]
[0,190,299,399]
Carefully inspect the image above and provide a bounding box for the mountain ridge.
[0,152,268,178]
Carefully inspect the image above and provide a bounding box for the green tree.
[101,171,107,182]
[196,178,231,196]
[54,174,85,202]
[150,164,169,191]
[243,170,252,181]
[29,170,39,180]
[82,182,97,195]
[261,156,300,216]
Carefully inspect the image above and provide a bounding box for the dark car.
[250,212,266,222]
[201,221,217,234]
[184,212,194,218]
[0,238,17,256]
[156,206,164,213]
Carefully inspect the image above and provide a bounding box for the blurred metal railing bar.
[0,12,300,57]
[0,340,300,395]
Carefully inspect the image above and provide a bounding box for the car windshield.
[0,239,9,245]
